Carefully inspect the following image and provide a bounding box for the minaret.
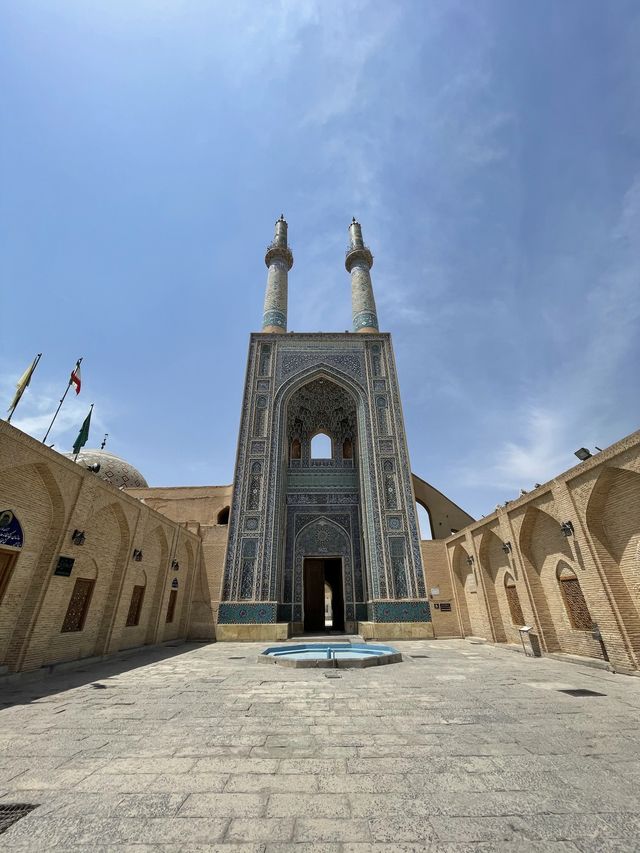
[345,218,379,333]
[262,215,294,333]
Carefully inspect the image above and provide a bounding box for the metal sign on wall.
[54,556,75,577]
[0,510,23,549]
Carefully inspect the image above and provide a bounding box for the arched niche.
[556,561,592,631]
[518,506,566,652]
[477,529,509,642]
[285,376,358,465]
[294,517,351,632]
[451,544,484,637]
[2,462,66,672]
[217,506,230,525]
[586,466,640,659]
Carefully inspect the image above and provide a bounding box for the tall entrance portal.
[303,558,344,632]
[218,217,432,640]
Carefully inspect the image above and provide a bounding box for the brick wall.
[0,421,200,673]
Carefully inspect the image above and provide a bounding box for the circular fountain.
[259,642,402,668]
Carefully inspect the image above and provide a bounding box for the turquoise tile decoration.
[217,602,277,624]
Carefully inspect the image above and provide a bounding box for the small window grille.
[125,585,145,627]
[61,578,95,633]
[504,575,524,625]
[559,576,592,631]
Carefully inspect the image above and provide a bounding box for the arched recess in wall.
[451,544,478,636]
[178,539,195,636]
[124,567,147,628]
[310,432,332,459]
[87,502,131,656]
[504,573,525,626]
[144,526,170,645]
[556,561,592,631]
[3,462,66,672]
[217,506,230,525]
[518,506,566,653]
[415,501,433,540]
[477,530,509,642]
[586,466,640,656]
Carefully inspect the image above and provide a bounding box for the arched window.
[290,438,301,460]
[311,432,332,459]
[504,573,524,626]
[342,438,353,460]
[557,563,592,630]
[217,506,230,525]
[416,502,433,540]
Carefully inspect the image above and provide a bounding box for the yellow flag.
[7,354,41,420]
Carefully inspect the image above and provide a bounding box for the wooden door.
[304,559,325,632]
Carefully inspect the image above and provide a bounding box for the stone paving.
[1,638,640,851]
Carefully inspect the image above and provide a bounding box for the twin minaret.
[261,216,379,334]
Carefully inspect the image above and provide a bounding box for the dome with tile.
[65,449,148,489]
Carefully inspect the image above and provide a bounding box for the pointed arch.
[478,529,509,642]
[451,544,485,637]
[2,462,66,671]
[518,505,570,652]
[586,466,640,656]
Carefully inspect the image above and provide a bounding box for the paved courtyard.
[1,639,640,851]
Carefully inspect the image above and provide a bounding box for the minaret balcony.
[345,244,373,272]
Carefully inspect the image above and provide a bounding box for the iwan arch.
[1,217,639,672]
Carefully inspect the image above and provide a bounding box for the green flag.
[72,404,93,456]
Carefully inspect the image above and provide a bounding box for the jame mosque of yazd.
[1,219,639,675]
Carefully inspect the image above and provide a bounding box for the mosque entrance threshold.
[303,557,345,633]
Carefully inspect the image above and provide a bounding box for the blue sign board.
[0,510,23,549]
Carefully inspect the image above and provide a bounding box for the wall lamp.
[71,529,86,545]
[171,559,180,570]
[560,520,575,537]
[574,447,592,461]
[132,549,143,562]
[501,541,512,554]
[466,555,474,566]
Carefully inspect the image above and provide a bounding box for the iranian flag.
[70,361,82,395]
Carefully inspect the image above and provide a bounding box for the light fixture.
[86,462,101,473]
[502,541,512,554]
[574,447,592,461]
[71,529,86,546]
[171,559,180,570]
[560,520,574,537]
[132,549,143,562]
[466,555,474,566]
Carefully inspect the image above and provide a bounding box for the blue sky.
[2,0,639,521]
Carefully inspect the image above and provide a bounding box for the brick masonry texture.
[2,639,640,849]
[0,421,201,673]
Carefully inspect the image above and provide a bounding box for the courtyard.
[0,639,639,851]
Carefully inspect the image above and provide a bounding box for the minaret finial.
[346,219,378,333]
[262,216,294,333]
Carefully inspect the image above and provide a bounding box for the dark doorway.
[303,558,345,632]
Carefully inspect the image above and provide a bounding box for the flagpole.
[42,357,82,444]
[74,403,93,461]
[7,352,42,423]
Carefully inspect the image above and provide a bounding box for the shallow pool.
[259,642,402,668]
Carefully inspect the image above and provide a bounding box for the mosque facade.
[0,219,639,674]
